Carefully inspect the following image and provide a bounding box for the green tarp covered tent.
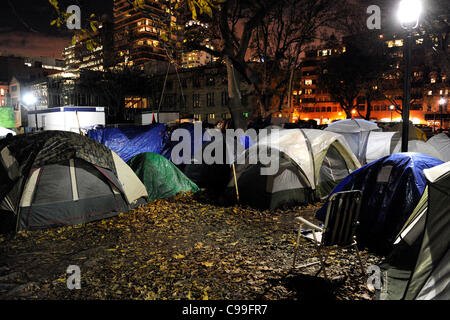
[127,152,199,201]
[0,107,15,129]
[379,161,450,300]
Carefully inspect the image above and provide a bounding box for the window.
[193,94,201,108]
[0,88,4,96]
[193,77,201,88]
[206,92,215,107]
[327,107,331,112]
[11,86,17,92]
[428,90,433,96]
[221,91,228,107]
[304,79,313,86]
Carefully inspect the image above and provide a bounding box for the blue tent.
[87,124,168,163]
[316,153,444,254]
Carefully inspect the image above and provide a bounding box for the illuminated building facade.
[63,21,114,71]
[291,34,449,129]
[113,0,180,68]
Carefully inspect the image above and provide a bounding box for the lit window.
[428,90,433,96]
[305,79,312,86]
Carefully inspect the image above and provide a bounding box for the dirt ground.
[0,193,382,300]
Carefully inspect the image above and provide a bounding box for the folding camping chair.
[292,190,365,280]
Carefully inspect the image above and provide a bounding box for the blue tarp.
[87,124,168,163]
[316,153,444,254]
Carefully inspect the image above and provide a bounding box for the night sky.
[0,0,113,59]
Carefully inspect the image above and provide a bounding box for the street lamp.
[23,93,38,131]
[439,98,447,130]
[397,0,422,152]
[390,105,395,122]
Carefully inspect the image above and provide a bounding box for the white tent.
[0,127,16,138]
[324,119,381,163]
[365,131,400,163]
[365,131,444,163]
[392,140,444,161]
[427,133,450,162]
[228,129,361,210]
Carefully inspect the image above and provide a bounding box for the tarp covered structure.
[324,119,381,163]
[0,107,15,129]
[224,129,360,210]
[160,123,211,165]
[379,161,450,300]
[127,152,199,201]
[87,124,168,162]
[0,131,148,232]
[316,153,444,254]
[365,132,444,163]
[183,129,254,194]
[426,133,450,162]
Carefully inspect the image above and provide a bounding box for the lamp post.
[439,97,447,131]
[397,0,422,152]
[23,93,38,131]
[390,105,395,122]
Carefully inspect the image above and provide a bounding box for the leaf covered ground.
[0,193,382,300]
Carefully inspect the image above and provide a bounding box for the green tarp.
[127,152,199,201]
[0,107,15,129]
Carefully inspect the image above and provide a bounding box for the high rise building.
[113,0,180,68]
[63,20,114,71]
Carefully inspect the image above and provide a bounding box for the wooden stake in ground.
[232,163,240,203]
[75,111,82,135]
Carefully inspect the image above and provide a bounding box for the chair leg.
[292,223,303,269]
[353,241,365,275]
[312,231,328,280]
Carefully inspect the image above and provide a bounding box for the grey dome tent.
[324,119,381,163]
[379,161,450,300]
[365,131,444,163]
[427,133,450,162]
[224,129,360,210]
[0,131,148,232]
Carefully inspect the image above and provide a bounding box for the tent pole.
[232,163,239,203]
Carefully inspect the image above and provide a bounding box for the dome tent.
[127,152,199,201]
[385,121,428,141]
[426,133,450,162]
[379,161,450,300]
[87,124,168,162]
[224,129,360,210]
[324,119,381,163]
[0,131,148,232]
[316,153,444,254]
[365,132,444,163]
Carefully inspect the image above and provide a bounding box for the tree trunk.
[225,57,247,129]
[287,68,295,122]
